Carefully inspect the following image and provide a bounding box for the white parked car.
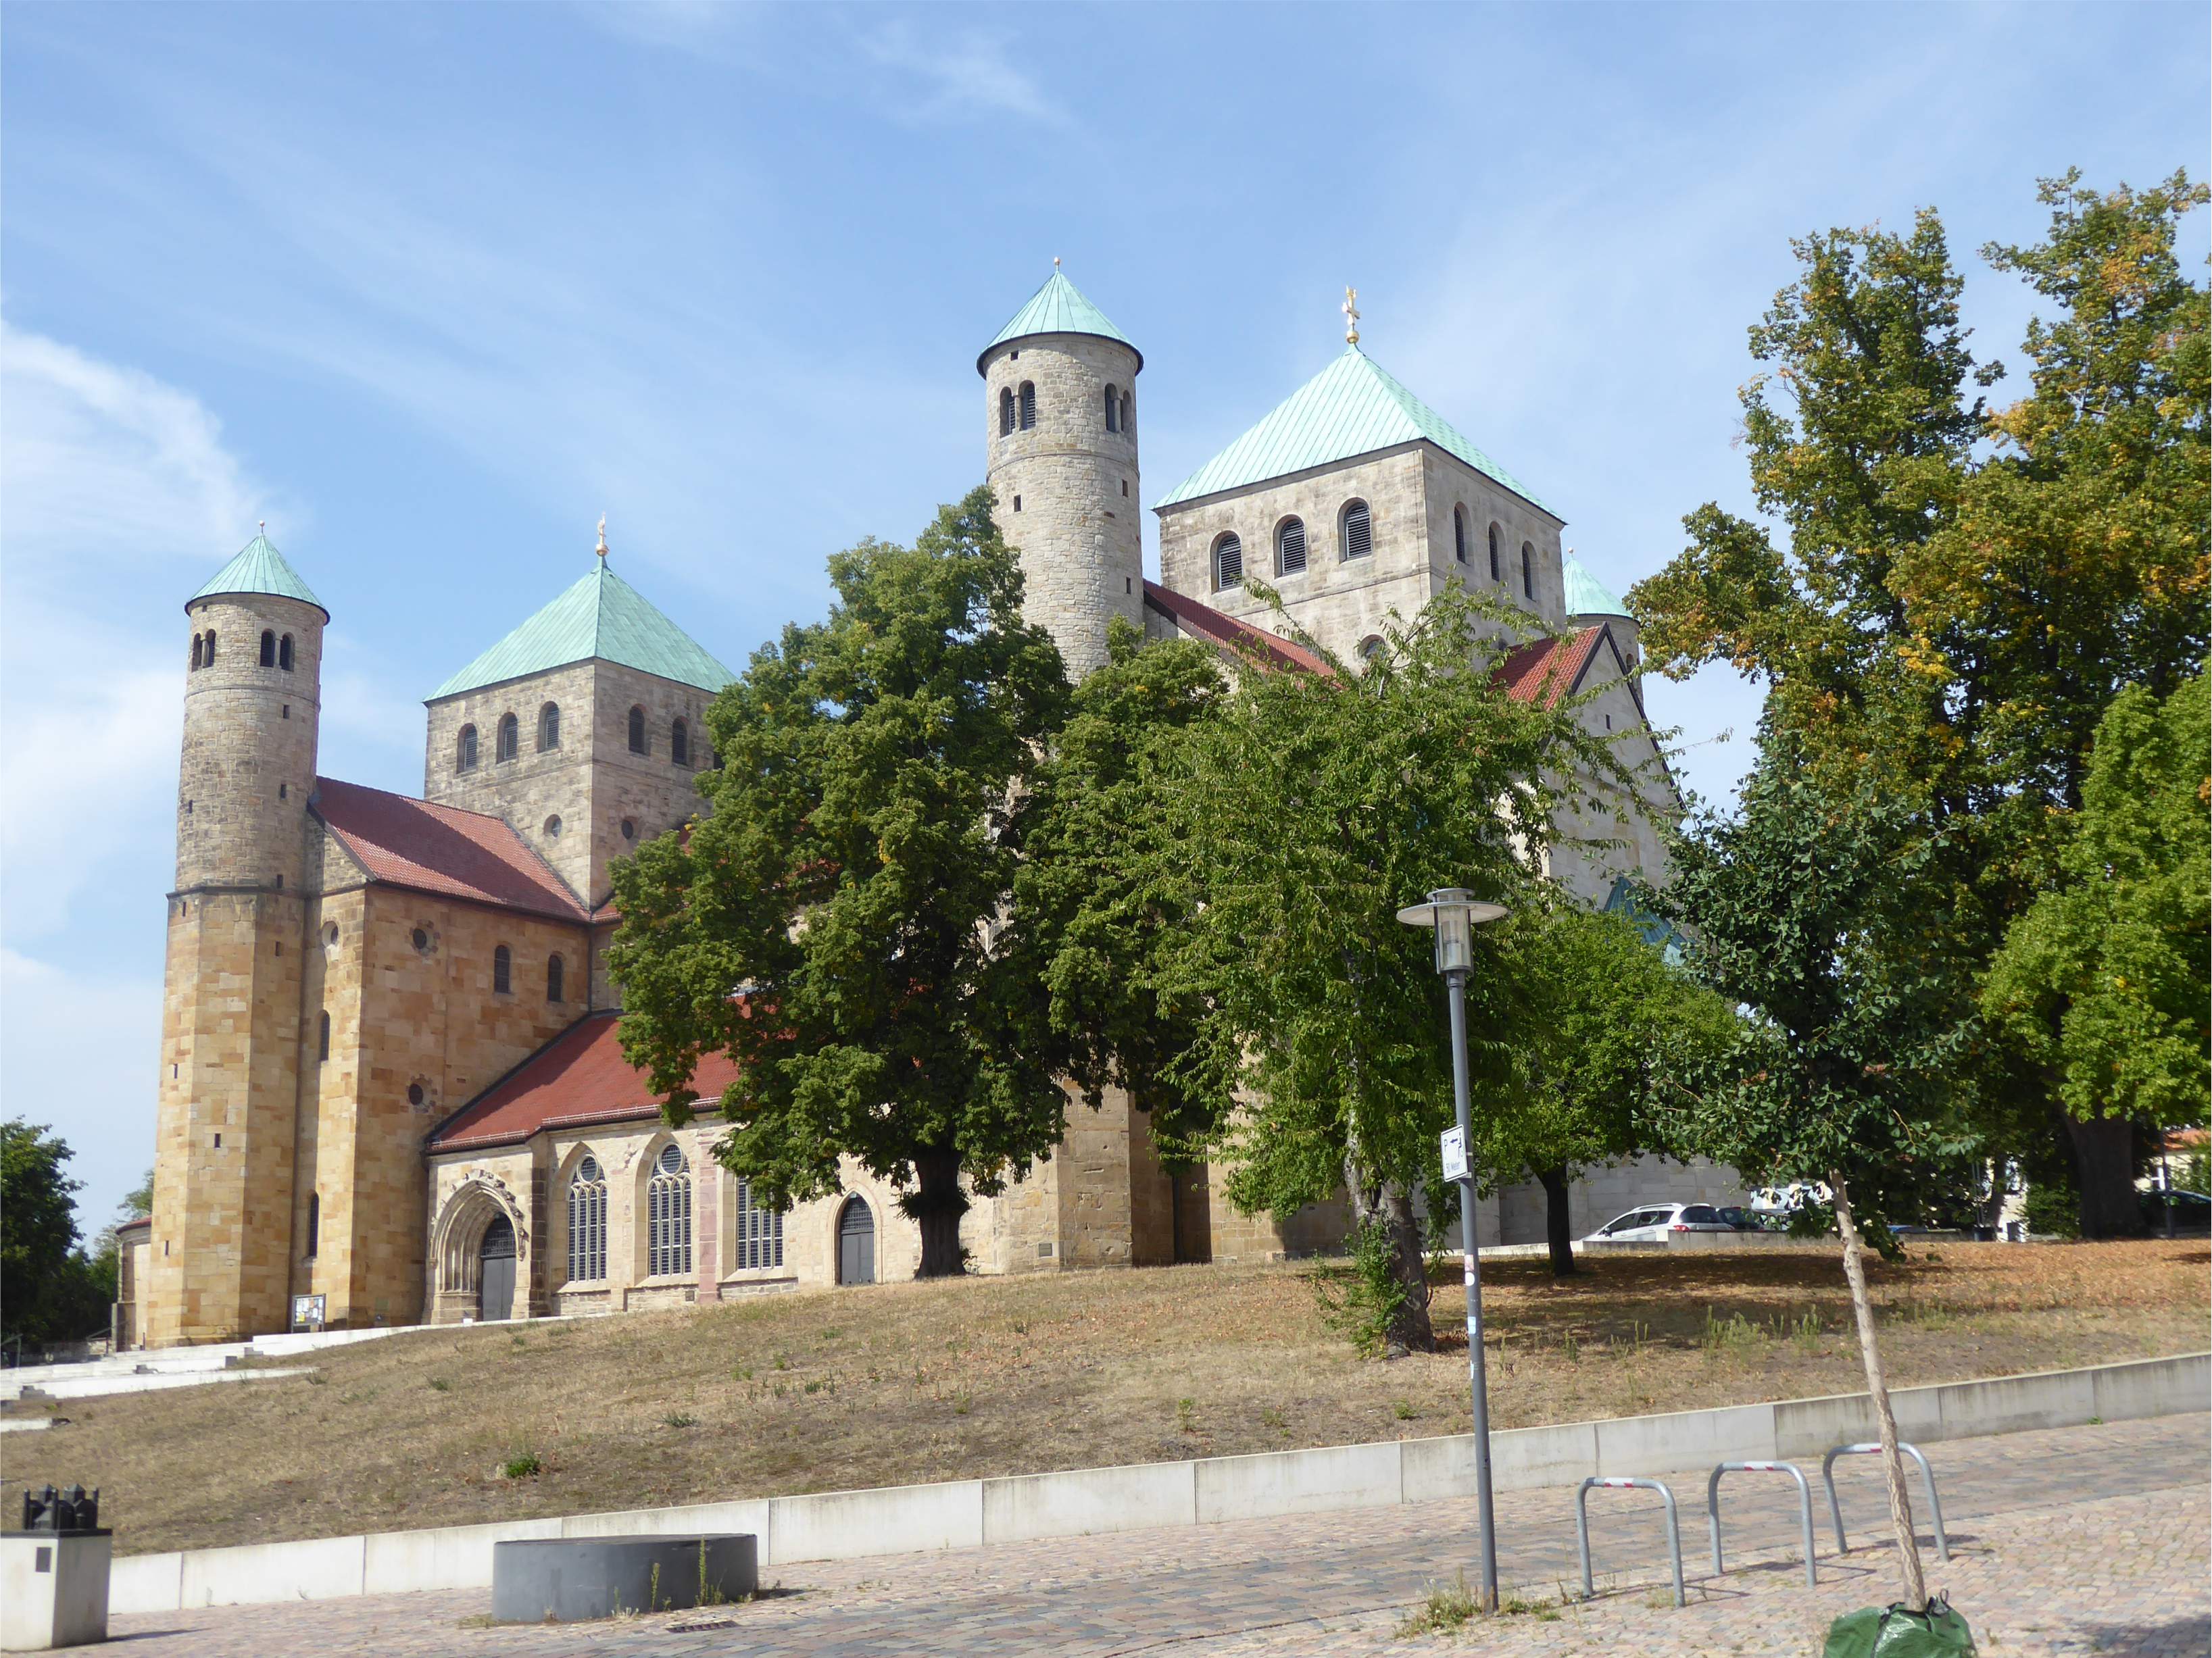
[1581,1203,1740,1243]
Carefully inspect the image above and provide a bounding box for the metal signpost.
[1398,888,1508,1613]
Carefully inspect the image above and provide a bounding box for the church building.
[137,272,1738,1348]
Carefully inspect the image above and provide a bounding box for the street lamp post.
[1397,887,1510,1613]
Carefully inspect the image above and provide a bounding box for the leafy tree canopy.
[2,1119,113,1345]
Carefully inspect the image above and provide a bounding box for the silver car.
[1581,1203,1740,1243]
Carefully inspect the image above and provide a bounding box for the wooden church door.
[478,1216,516,1321]
[837,1198,875,1286]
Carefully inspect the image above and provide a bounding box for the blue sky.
[4,1,2205,1228]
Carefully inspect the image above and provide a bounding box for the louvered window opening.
[539,703,560,751]
[457,726,478,772]
[1277,518,1306,575]
[672,718,690,766]
[628,707,647,755]
[1018,382,1037,430]
[648,1144,693,1276]
[735,1178,786,1270]
[568,1156,607,1282]
[1342,500,1373,561]
[497,715,519,762]
[1213,533,1244,591]
[1104,385,1120,432]
[999,388,1015,435]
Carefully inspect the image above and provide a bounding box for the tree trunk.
[1830,1170,1927,1609]
[1538,1165,1578,1278]
[1377,1182,1436,1353]
[2067,1116,2144,1238]
[907,1149,970,1278]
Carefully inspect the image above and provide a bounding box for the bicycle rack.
[1821,1442,1950,1561]
[1706,1460,1817,1587]
[1575,1476,1686,1607]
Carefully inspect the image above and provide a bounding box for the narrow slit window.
[1454,506,1469,564]
[1522,543,1535,600]
[1018,381,1036,430]
[1488,524,1502,583]
[671,718,690,766]
[493,945,512,995]
[260,630,276,667]
[547,953,565,1003]
[628,706,647,755]
[191,634,203,670]
[203,630,216,663]
[279,634,295,672]
[317,1010,330,1062]
[1104,384,1120,432]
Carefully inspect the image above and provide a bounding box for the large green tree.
[1133,588,1642,1351]
[1,1120,114,1345]
[1654,751,1972,1611]
[1629,172,2208,1231]
[1982,669,2211,1232]
[609,488,1071,1276]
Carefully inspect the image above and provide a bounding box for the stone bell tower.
[149,530,326,1345]
[980,265,1143,680]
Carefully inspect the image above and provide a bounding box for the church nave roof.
[314,777,589,920]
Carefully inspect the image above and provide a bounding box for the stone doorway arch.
[431,1178,526,1324]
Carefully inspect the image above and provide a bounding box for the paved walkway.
[109,1415,2209,1656]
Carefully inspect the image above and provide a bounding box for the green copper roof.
[428,560,735,701]
[187,532,327,618]
[1563,552,1629,618]
[1155,345,1551,515]
[978,269,1141,374]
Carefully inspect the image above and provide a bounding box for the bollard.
[1821,1442,1949,1562]
[1574,1476,1686,1608]
[1706,1461,1817,1587]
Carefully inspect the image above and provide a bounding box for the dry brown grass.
[11,1239,2201,1557]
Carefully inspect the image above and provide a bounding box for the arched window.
[318,1009,330,1062]
[1121,393,1132,434]
[1454,505,1469,565]
[568,1155,607,1282]
[538,703,560,751]
[1359,634,1386,663]
[671,718,690,766]
[304,1192,319,1259]
[203,630,216,663]
[1276,517,1307,576]
[1104,384,1120,432]
[1521,543,1535,601]
[456,724,478,772]
[647,1143,693,1276]
[493,945,512,995]
[1488,524,1502,583]
[278,634,294,672]
[1340,499,1373,561]
[496,713,519,762]
[260,630,276,667]
[733,1178,786,1270]
[1017,381,1037,430]
[998,387,1015,435]
[191,634,203,670]
[547,953,565,1003]
[1212,532,1244,592]
[628,706,647,755]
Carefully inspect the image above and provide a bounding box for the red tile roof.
[314,778,587,922]
[426,1011,741,1151]
[1142,581,1335,675]
[1496,626,1606,708]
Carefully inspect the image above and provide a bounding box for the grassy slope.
[13,1240,2203,1556]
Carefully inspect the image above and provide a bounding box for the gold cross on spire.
[595,515,608,559]
[1342,286,1360,346]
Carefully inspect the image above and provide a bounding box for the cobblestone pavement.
[109,1414,2209,1657]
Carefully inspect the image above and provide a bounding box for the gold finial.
[1342,286,1360,347]
[595,515,608,559]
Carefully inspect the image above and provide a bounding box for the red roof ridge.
[1142,581,1335,676]
[314,776,589,922]
[1495,624,1608,708]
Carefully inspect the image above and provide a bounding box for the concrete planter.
[489,1534,757,1624]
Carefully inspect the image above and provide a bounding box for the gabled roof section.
[1156,345,1551,516]
[187,532,328,619]
[313,778,587,921]
[1563,553,1630,619]
[1495,626,1608,709]
[426,1011,742,1151]
[428,561,735,702]
[1142,581,1333,675]
[979,270,1140,374]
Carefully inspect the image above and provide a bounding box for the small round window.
[658,1143,685,1174]
[406,1082,425,1107]
[620,819,637,841]
[544,815,562,838]
[577,1155,602,1183]
[412,928,431,952]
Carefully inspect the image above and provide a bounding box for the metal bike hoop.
[1821,1441,1950,1561]
[1574,1476,1686,1607]
[1706,1460,1817,1587]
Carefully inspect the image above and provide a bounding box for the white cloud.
[859,22,1064,126]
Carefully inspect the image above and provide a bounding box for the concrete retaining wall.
[108,1351,2207,1615]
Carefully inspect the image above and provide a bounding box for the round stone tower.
[980,267,1142,680]
[151,530,328,1346]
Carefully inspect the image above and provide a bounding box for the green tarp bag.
[1824,1596,1976,1657]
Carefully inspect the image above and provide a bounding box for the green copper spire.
[1563,552,1630,618]
[428,555,735,701]
[979,266,1140,374]
[1155,345,1550,516]
[187,529,328,619]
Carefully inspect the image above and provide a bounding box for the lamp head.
[1395,887,1509,976]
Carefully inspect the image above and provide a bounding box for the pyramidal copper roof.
[1156,345,1550,516]
[1563,553,1630,618]
[187,532,328,619]
[979,269,1140,374]
[428,560,735,702]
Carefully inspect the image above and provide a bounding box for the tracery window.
[647,1144,693,1277]
[1340,499,1373,561]
[1275,517,1306,576]
[733,1178,786,1271]
[1212,532,1244,591]
[567,1155,607,1282]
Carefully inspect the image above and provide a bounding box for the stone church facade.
[141,272,1738,1347]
